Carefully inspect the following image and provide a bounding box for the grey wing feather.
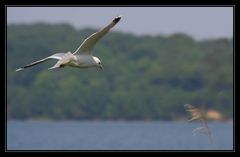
[16,53,65,72]
[73,16,121,54]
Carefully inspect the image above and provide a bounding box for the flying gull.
[16,16,122,72]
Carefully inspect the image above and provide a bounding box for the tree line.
[7,23,233,120]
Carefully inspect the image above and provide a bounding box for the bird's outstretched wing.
[16,53,65,72]
[73,16,121,54]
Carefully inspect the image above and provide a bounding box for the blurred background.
[6,7,233,150]
[7,7,233,121]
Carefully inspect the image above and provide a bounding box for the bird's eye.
[98,62,101,64]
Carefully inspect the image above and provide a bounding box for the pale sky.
[7,7,233,40]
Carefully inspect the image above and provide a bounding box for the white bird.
[16,16,122,72]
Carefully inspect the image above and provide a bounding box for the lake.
[7,120,233,151]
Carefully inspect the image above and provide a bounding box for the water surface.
[7,120,233,150]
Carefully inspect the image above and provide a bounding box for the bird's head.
[93,56,103,70]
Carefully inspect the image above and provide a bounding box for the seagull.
[16,16,122,72]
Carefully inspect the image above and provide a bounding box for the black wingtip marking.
[113,16,121,24]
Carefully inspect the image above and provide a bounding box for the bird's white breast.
[69,55,95,68]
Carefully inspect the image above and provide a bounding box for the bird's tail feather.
[48,64,61,70]
[48,66,60,70]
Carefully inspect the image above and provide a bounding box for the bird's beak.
[99,64,104,71]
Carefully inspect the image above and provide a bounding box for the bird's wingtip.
[113,15,122,24]
[16,68,23,72]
